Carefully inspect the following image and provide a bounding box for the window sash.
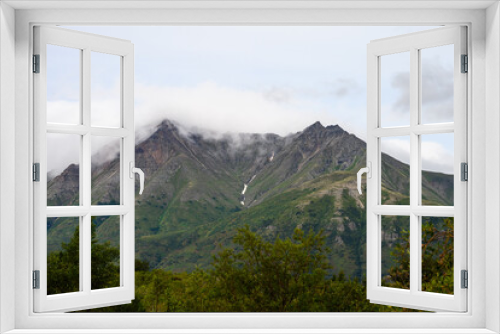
[366,26,468,312]
[33,26,136,313]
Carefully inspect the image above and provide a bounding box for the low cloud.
[262,78,360,105]
[134,81,343,140]
[46,132,80,177]
[391,72,410,113]
[381,138,411,165]
[47,81,348,173]
[46,79,454,176]
[388,60,453,125]
[381,138,453,175]
[91,136,121,168]
[421,141,454,174]
[46,84,123,176]
[327,78,361,98]
[421,62,454,123]
[46,101,80,124]
[263,86,294,104]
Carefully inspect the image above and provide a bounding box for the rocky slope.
[47,120,453,277]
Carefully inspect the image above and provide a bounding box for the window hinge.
[33,54,40,73]
[461,162,468,181]
[461,54,468,73]
[33,270,40,289]
[461,270,468,289]
[33,163,40,182]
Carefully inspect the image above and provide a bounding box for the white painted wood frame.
[33,26,135,312]
[366,26,467,312]
[7,5,491,333]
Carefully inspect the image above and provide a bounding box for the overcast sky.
[47,26,455,175]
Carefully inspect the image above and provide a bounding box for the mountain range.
[47,120,453,278]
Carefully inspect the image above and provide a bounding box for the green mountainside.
[47,120,453,279]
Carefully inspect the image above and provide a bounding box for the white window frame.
[33,26,136,313]
[1,1,499,333]
[366,26,468,312]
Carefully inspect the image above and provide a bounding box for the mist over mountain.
[47,119,453,278]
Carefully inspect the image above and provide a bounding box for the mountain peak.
[326,124,341,131]
[62,163,79,175]
[301,122,348,138]
[304,121,325,132]
[159,119,179,131]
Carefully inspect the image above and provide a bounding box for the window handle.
[129,162,145,195]
[357,162,371,195]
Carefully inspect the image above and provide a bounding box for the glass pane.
[381,136,410,205]
[421,133,454,206]
[421,216,454,294]
[91,216,121,290]
[381,215,410,289]
[380,51,410,128]
[47,217,80,295]
[46,44,81,125]
[91,136,121,205]
[421,45,454,124]
[91,52,121,128]
[47,133,80,206]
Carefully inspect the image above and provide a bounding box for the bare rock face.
[348,221,357,231]
[47,164,79,206]
[334,235,345,247]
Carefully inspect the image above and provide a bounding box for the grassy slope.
[146,170,369,277]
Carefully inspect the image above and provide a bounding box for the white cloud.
[47,81,349,173]
[421,141,454,174]
[381,138,411,165]
[420,62,454,124]
[262,86,294,104]
[134,81,343,140]
[91,80,121,128]
[46,93,122,175]
[391,72,410,113]
[327,78,361,98]
[381,138,453,175]
[47,80,454,176]
[46,133,80,177]
[47,101,80,124]
[382,46,454,126]
[47,26,448,175]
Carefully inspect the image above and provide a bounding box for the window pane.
[91,136,121,205]
[46,44,81,125]
[421,216,454,294]
[91,216,121,290]
[47,217,80,295]
[381,136,410,205]
[380,52,410,128]
[421,45,454,124]
[381,215,410,289]
[421,133,454,206]
[91,52,121,128]
[47,133,80,206]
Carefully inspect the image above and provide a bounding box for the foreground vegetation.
[47,216,453,312]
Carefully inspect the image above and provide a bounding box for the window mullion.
[82,47,91,294]
[409,47,420,294]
